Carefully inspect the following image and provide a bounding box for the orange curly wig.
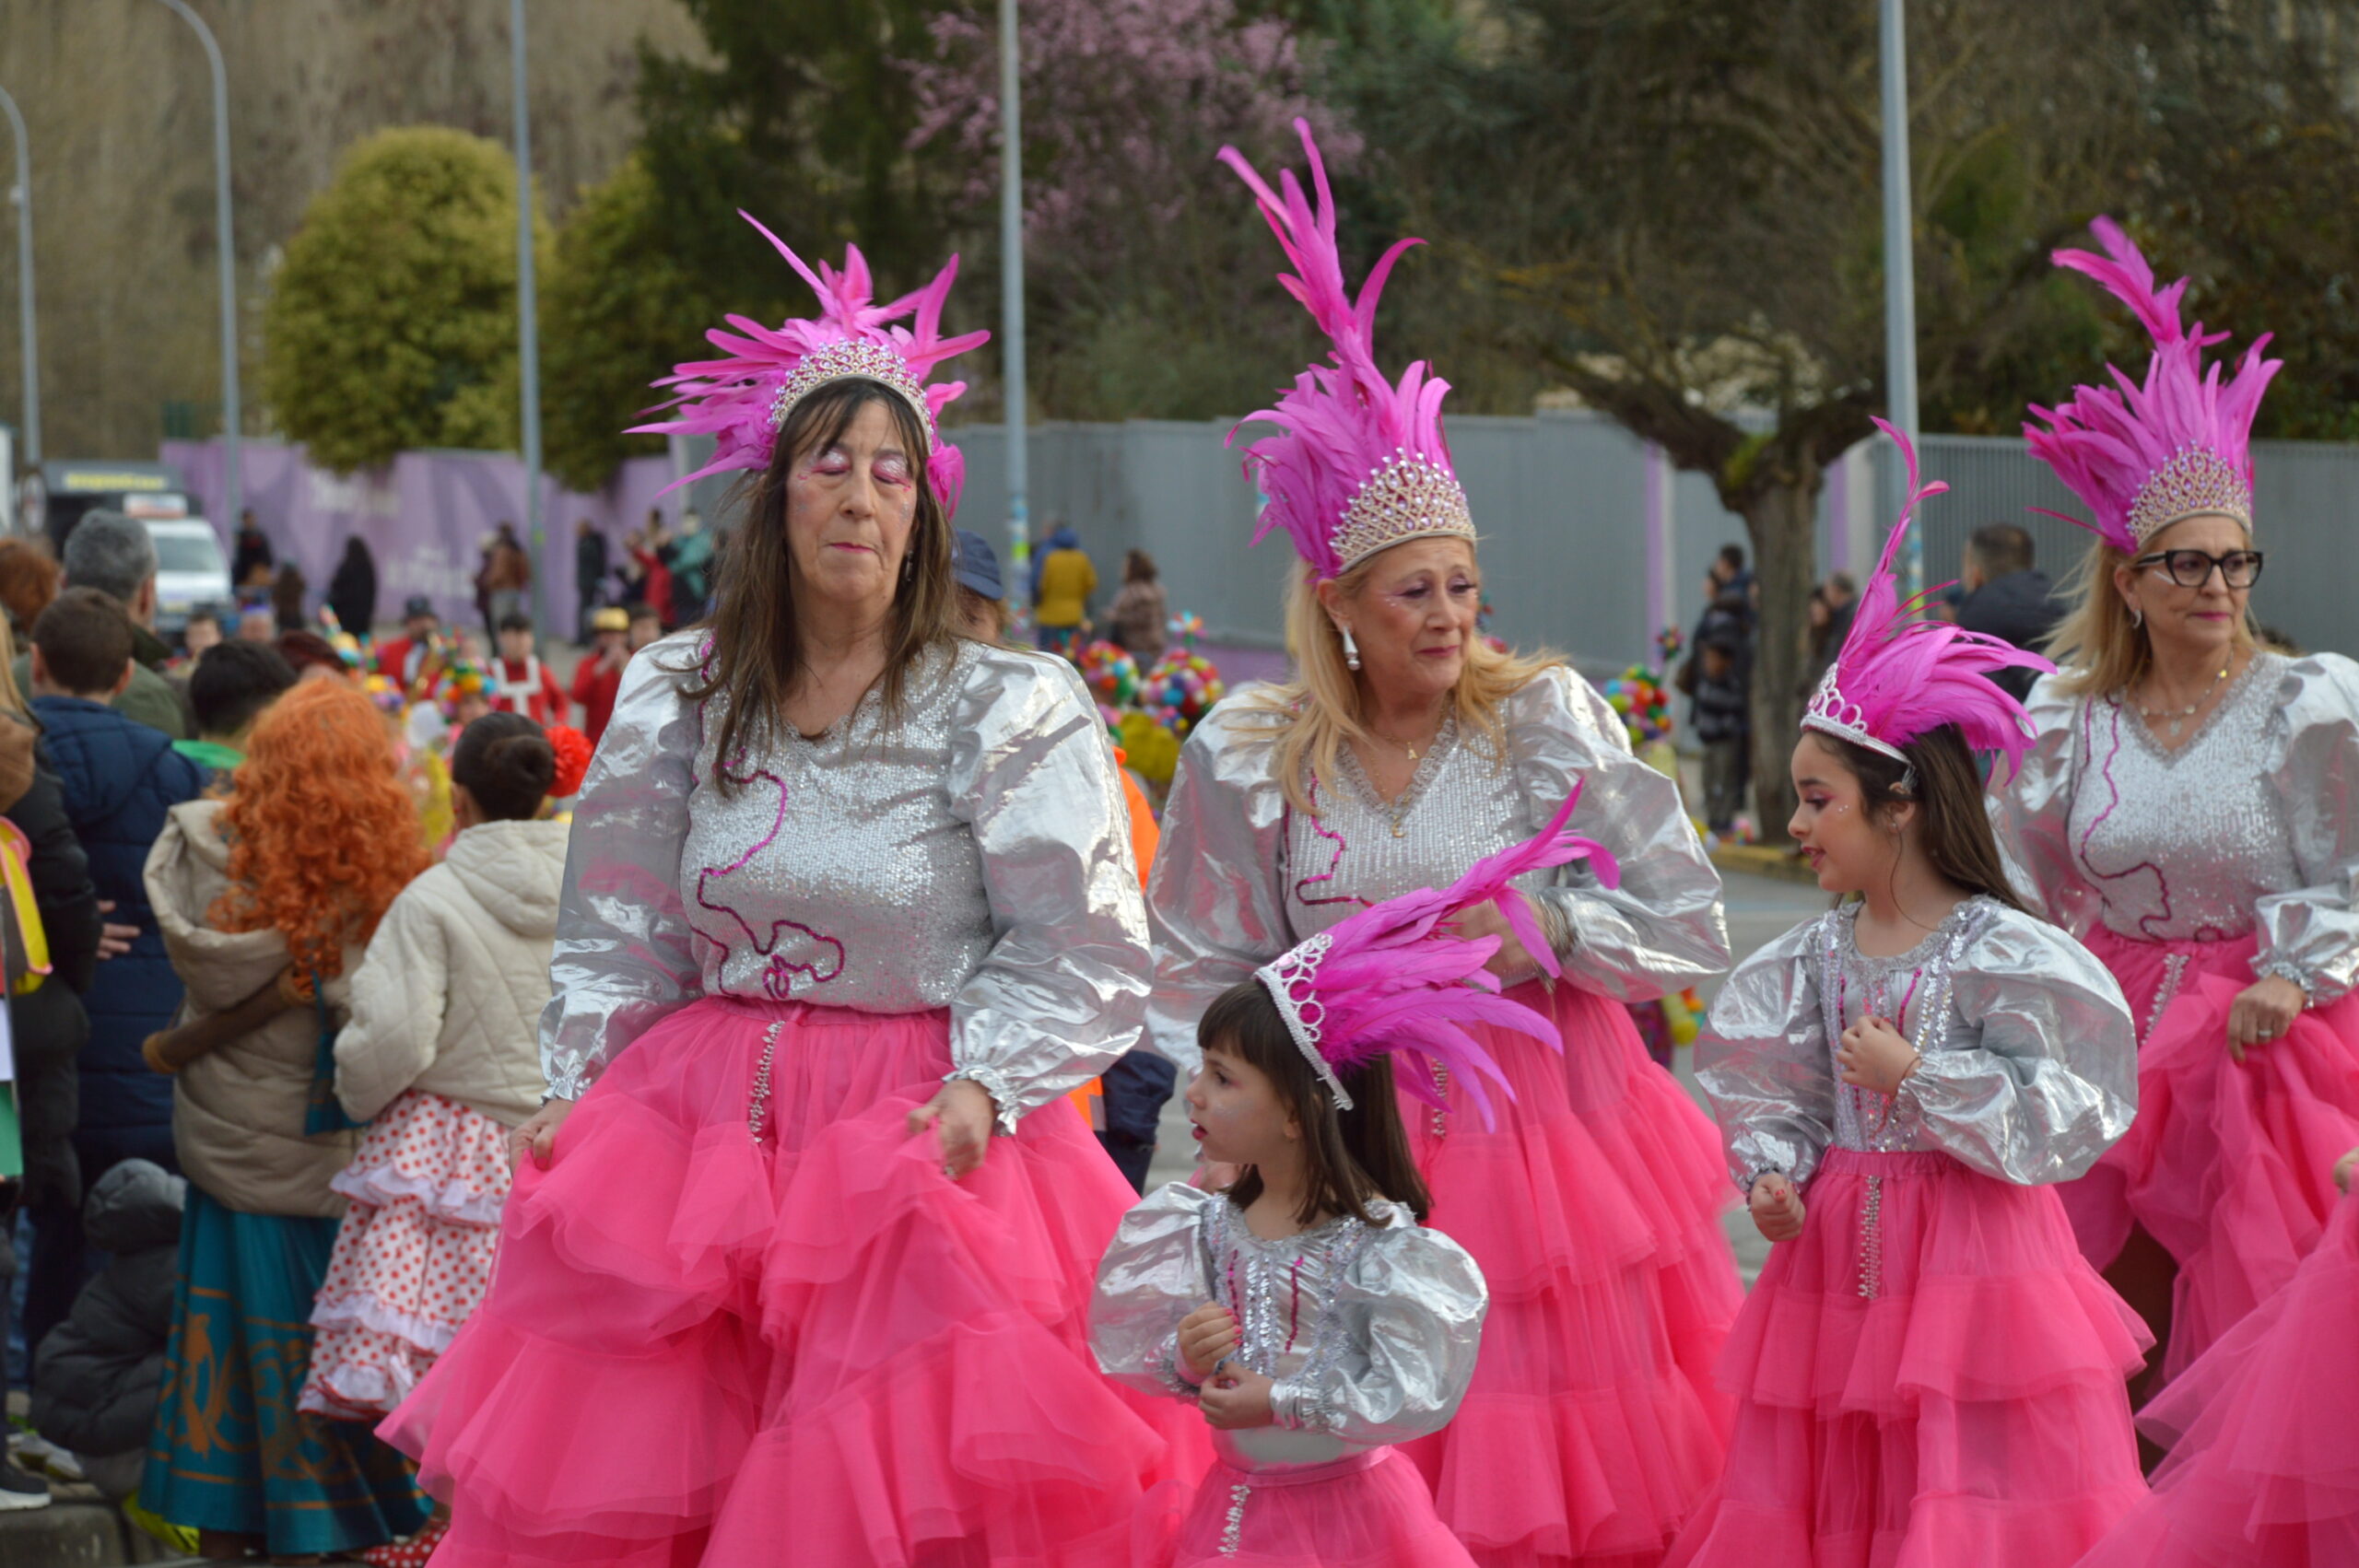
[210,679,427,981]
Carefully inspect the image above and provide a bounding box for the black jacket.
[1956,570,2065,702]
[4,731,103,1210]
[30,1160,184,1459]
[327,543,378,638]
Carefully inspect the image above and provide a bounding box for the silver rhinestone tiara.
[1331,451,1475,573]
[766,339,937,449]
[2126,446,2251,547]
[1252,931,1354,1110]
[1801,664,1912,767]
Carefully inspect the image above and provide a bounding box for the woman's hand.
[1197,1366,1276,1431]
[907,1079,997,1180]
[2226,976,2306,1060]
[1749,1172,1806,1243]
[511,1097,575,1171]
[1176,1301,1240,1383]
[1448,901,1538,983]
[1837,1014,1919,1094]
[2334,1146,2358,1194]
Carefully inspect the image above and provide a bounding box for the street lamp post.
[509,0,546,637]
[154,0,241,531]
[1879,0,1922,596]
[0,87,37,468]
[999,0,1029,626]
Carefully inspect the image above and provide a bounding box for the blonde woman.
[1996,220,2359,1397]
[1148,127,1740,1568]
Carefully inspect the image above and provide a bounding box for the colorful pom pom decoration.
[546,724,594,800]
[1142,649,1226,737]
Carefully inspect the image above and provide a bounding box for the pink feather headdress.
[2024,217,2281,554]
[631,211,991,511]
[1253,788,1616,1126]
[1219,120,1473,581]
[1802,420,2052,773]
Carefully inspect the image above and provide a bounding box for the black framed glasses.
[2132,548,2265,590]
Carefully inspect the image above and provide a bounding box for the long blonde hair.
[1247,554,1562,816]
[2044,534,2259,697]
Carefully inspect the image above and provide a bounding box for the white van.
[145,518,234,638]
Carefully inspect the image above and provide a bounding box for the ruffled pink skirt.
[2075,1185,2359,1566]
[2069,928,2359,1382]
[379,997,1208,1567]
[300,1089,511,1419]
[1150,1449,1475,1568]
[1399,978,1742,1568]
[1665,1150,2152,1568]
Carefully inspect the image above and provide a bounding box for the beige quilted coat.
[332,816,566,1128]
[145,799,362,1217]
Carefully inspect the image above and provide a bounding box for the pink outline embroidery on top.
[1292,777,1368,910]
[695,751,847,993]
[2072,697,2178,942]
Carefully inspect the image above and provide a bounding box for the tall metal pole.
[0,88,37,467]
[1879,0,1922,596]
[155,1,241,531]
[509,0,546,637]
[998,0,1029,626]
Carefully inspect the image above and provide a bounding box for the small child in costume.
[1094,795,1614,1567]
[1671,427,2153,1568]
[2072,1142,2359,1567]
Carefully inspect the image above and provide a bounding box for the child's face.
[628,614,661,651]
[456,694,492,728]
[1184,1039,1297,1168]
[498,627,534,662]
[1788,732,1895,896]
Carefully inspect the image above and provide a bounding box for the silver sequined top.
[1994,651,2359,1002]
[1696,897,2136,1192]
[538,633,1151,1130]
[1089,1182,1487,1474]
[1145,667,1731,1071]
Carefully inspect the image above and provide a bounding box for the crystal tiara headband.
[765,339,939,450]
[1801,664,1917,781]
[2125,445,2252,547]
[1333,451,1476,574]
[1254,931,1355,1110]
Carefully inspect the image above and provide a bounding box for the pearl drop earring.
[1340,625,1362,671]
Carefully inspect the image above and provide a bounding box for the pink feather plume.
[630,211,990,509]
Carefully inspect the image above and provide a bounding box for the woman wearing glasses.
[1997,220,2359,1398]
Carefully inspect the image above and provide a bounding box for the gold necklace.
[2137,660,2232,742]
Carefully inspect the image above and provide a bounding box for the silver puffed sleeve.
[539,636,708,1101]
[945,653,1153,1133]
[1144,696,1296,1075]
[1090,1182,1218,1399]
[1695,918,1837,1192]
[1510,667,1731,999]
[1989,674,2102,934]
[1905,910,2137,1185]
[1269,1222,1488,1446]
[2255,654,2359,1004]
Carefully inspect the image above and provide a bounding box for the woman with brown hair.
[380,221,1203,1565]
[1150,126,1740,1568]
[1996,220,2359,1400]
[0,537,62,636]
[139,679,430,1561]
[1108,548,1168,661]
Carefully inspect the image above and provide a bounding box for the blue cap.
[953,530,1003,600]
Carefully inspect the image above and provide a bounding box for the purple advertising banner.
[161,439,688,638]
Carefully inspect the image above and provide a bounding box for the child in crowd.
[173,640,297,785]
[568,605,630,746]
[488,613,568,726]
[1691,635,1749,835]
[1094,801,1608,1566]
[1674,432,2149,1568]
[625,601,663,653]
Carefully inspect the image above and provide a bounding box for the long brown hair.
[1816,725,2030,915]
[680,378,958,787]
[1201,978,1432,1227]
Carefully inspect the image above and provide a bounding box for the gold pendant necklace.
[2139,661,2231,742]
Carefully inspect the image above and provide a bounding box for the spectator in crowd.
[1954,522,2067,703]
[1801,570,1858,696]
[275,629,348,685]
[1106,548,1168,662]
[952,529,1008,642]
[667,511,714,626]
[488,613,568,726]
[480,521,531,633]
[177,607,222,664]
[1692,633,1751,835]
[1032,522,1096,657]
[326,536,377,641]
[568,606,630,746]
[21,590,203,1352]
[229,510,274,589]
[29,1160,185,1504]
[174,641,299,784]
[139,681,429,1559]
[233,604,275,643]
[0,536,62,637]
[623,521,672,628]
[372,597,442,693]
[626,601,663,653]
[270,561,308,637]
[573,519,607,645]
[9,512,190,739]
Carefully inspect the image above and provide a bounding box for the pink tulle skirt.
[2075,1185,2359,1566]
[378,996,1208,1567]
[300,1089,511,1419]
[1399,978,1743,1568]
[2068,928,2359,1382]
[1147,1449,1475,1568]
[1665,1150,2152,1568]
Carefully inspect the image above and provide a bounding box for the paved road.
[1145,868,1829,1286]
